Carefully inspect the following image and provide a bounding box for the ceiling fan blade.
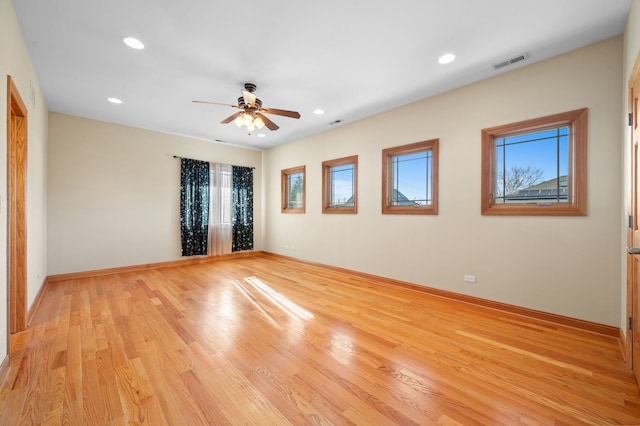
[220,111,244,124]
[256,113,279,131]
[260,107,301,119]
[193,100,239,108]
[242,90,257,108]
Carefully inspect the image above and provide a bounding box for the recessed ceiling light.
[313,109,325,115]
[257,133,266,138]
[123,37,144,50]
[107,97,122,104]
[438,53,456,64]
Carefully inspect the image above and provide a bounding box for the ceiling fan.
[193,83,301,132]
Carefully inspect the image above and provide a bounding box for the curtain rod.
[173,155,255,170]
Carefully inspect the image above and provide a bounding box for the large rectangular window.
[322,155,357,214]
[382,139,439,215]
[281,166,305,213]
[481,108,587,216]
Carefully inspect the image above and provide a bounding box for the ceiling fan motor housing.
[244,83,257,93]
[238,96,261,109]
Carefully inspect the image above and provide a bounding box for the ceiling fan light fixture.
[194,83,299,133]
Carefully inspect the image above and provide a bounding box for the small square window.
[281,166,305,213]
[322,155,357,214]
[382,139,439,215]
[481,108,587,216]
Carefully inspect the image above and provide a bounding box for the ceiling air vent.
[493,53,529,70]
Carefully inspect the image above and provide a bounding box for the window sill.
[481,203,586,216]
[322,207,357,214]
[382,206,438,215]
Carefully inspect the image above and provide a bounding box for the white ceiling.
[12,0,631,150]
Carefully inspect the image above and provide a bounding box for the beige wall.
[47,113,262,274]
[621,2,640,336]
[264,37,623,327]
[0,0,49,361]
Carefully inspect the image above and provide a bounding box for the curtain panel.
[232,166,254,252]
[180,159,210,256]
[208,163,233,255]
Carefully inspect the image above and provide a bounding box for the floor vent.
[494,53,529,70]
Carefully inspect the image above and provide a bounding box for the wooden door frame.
[628,53,640,380]
[7,76,27,335]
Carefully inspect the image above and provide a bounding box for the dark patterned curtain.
[232,166,254,252]
[180,159,210,256]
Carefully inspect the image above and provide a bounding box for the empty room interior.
[2,0,640,424]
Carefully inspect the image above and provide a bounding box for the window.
[179,159,254,256]
[322,155,357,214]
[382,139,439,215]
[281,166,305,213]
[481,108,587,216]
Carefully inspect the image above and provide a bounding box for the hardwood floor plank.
[95,349,125,422]
[40,365,65,425]
[1,255,639,424]
[149,368,202,425]
[177,369,233,425]
[113,357,166,426]
[62,324,82,426]
[81,359,103,424]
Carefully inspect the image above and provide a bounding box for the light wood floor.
[1,254,640,425]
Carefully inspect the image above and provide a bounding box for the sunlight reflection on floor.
[243,276,314,321]
[329,331,355,366]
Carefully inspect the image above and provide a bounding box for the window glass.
[286,172,304,208]
[494,127,569,204]
[390,151,431,206]
[328,163,354,208]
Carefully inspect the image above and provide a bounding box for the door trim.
[627,52,640,373]
[6,76,27,335]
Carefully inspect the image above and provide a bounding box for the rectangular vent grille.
[494,53,529,70]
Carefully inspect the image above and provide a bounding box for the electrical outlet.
[284,245,289,250]
[291,245,296,251]
[464,275,476,283]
